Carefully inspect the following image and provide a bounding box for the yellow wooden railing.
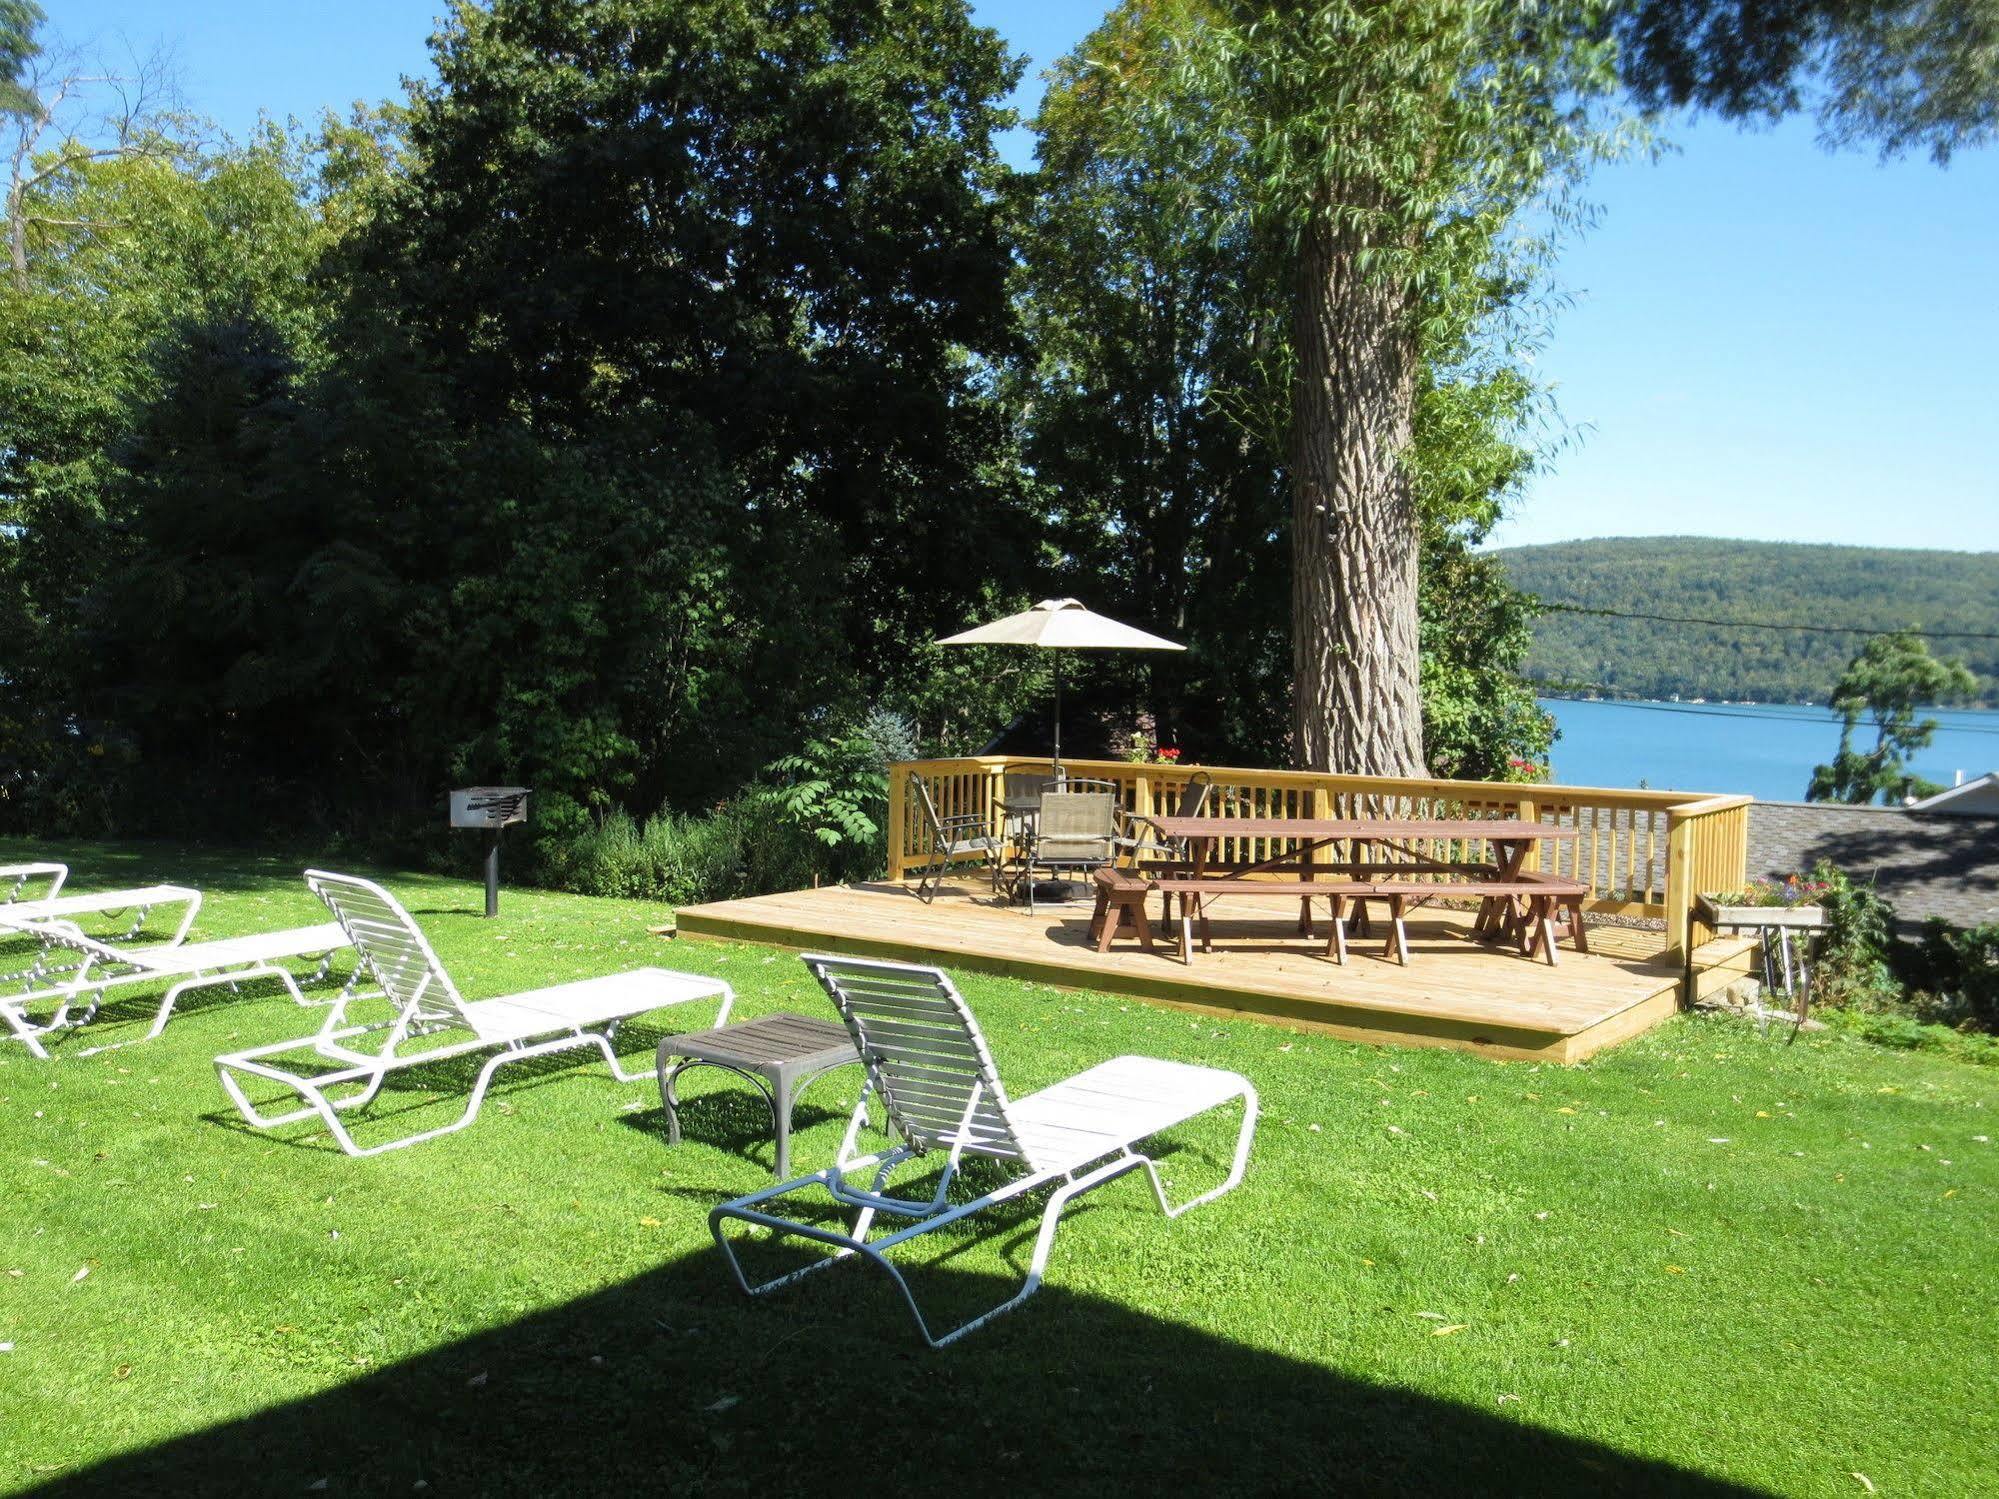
[886,756,1751,969]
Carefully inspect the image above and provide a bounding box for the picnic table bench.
[1099,816,1589,967]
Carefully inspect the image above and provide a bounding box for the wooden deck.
[674,879,1737,1063]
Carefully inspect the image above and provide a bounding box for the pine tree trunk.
[1288,214,1425,776]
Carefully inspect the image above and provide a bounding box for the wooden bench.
[1090,866,1592,969]
[1495,870,1594,963]
[1152,878,1376,965]
[1088,866,1156,953]
[1366,878,1590,966]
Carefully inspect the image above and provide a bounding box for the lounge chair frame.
[711,954,1257,1347]
[214,870,733,1157]
[0,862,67,904]
[1,919,364,1060]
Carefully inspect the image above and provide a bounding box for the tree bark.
[1288,212,1425,776]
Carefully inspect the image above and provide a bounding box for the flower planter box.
[1698,896,1826,929]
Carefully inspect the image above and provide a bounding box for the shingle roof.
[1748,802,1999,932]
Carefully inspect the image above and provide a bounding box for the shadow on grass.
[26,1241,1772,1498]
[194,1028,690,1152]
[0,838,507,907]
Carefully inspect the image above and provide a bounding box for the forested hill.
[1492,537,1999,704]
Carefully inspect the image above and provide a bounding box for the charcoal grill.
[449,786,530,917]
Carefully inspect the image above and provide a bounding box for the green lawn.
[3,840,1994,1497]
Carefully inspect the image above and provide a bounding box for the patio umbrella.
[937,598,1184,777]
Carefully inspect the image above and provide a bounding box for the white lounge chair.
[0,882,204,990]
[710,954,1258,1347]
[214,870,734,1157]
[0,918,361,1059]
[0,862,67,904]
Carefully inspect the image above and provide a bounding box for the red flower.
[1156,746,1182,761]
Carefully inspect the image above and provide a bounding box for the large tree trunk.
[1288,214,1425,776]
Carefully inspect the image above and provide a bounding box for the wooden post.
[1515,795,1540,875]
[1664,813,1694,980]
[886,762,909,883]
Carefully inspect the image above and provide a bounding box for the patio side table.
[656,1013,861,1179]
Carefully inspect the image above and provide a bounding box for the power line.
[1534,601,1999,642]
[1532,693,1999,736]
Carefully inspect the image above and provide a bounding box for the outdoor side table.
[656,1013,861,1179]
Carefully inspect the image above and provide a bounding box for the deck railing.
[886,756,1751,968]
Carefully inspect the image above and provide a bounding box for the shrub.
[746,706,914,884]
[1808,860,1901,1010]
[1903,919,1999,1032]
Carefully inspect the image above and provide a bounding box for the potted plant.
[1698,875,1830,929]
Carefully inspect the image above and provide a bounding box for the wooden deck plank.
[674,879,1695,1063]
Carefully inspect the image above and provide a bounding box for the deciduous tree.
[1180,2,1618,775]
[1806,630,1977,803]
[1613,0,1999,162]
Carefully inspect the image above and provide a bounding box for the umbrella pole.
[1052,655,1063,782]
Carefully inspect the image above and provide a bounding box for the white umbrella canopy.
[938,599,1185,774]
[936,597,1186,652]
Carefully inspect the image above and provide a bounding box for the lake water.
[1538,697,1999,804]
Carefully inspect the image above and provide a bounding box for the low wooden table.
[656,1013,862,1179]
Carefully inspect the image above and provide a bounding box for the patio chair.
[710,954,1258,1347]
[213,870,733,1157]
[1114,770,1212,868]
[908,776,1003,904]
[1,916,362,1060]
[1009,789,1117,911]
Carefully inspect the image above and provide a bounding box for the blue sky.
[43,1,1999,553]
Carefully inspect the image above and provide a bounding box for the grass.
[3,839,1996,1497]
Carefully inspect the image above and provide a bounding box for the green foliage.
[749,707,916,875]
[0,119,361,833]
[1815,1004,1999,1066]
[531,803,821,906]
[1807,858,1902,1008]
[2,2,1032,839]
[1017,0,1293,763]
[1612,0,1999,164]
[1807,630,1978,804]
[0,0,39,115]
[1495,537,1999,702]
[1903,918,1999,1032]
[1799,859,1999,1038]
[1017,1,1561,776]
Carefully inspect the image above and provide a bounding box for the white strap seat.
[100,922,352,977]
[0,884,202,925]
[461,969,729,1044]
[1005,1055,1245,1175]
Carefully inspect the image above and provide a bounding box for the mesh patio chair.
[1115,771,1212,869]
[999,773,1055,864]
[909,776,1003,904]
[1010,789,1117,911]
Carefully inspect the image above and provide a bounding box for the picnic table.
[1143,816,1584,965]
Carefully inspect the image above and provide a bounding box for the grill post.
[484,828,502,918]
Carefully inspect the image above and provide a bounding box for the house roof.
[1907,771,1999,810]
[1747,801,1999,932]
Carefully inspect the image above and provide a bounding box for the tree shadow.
[26,1244,1773,1498]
